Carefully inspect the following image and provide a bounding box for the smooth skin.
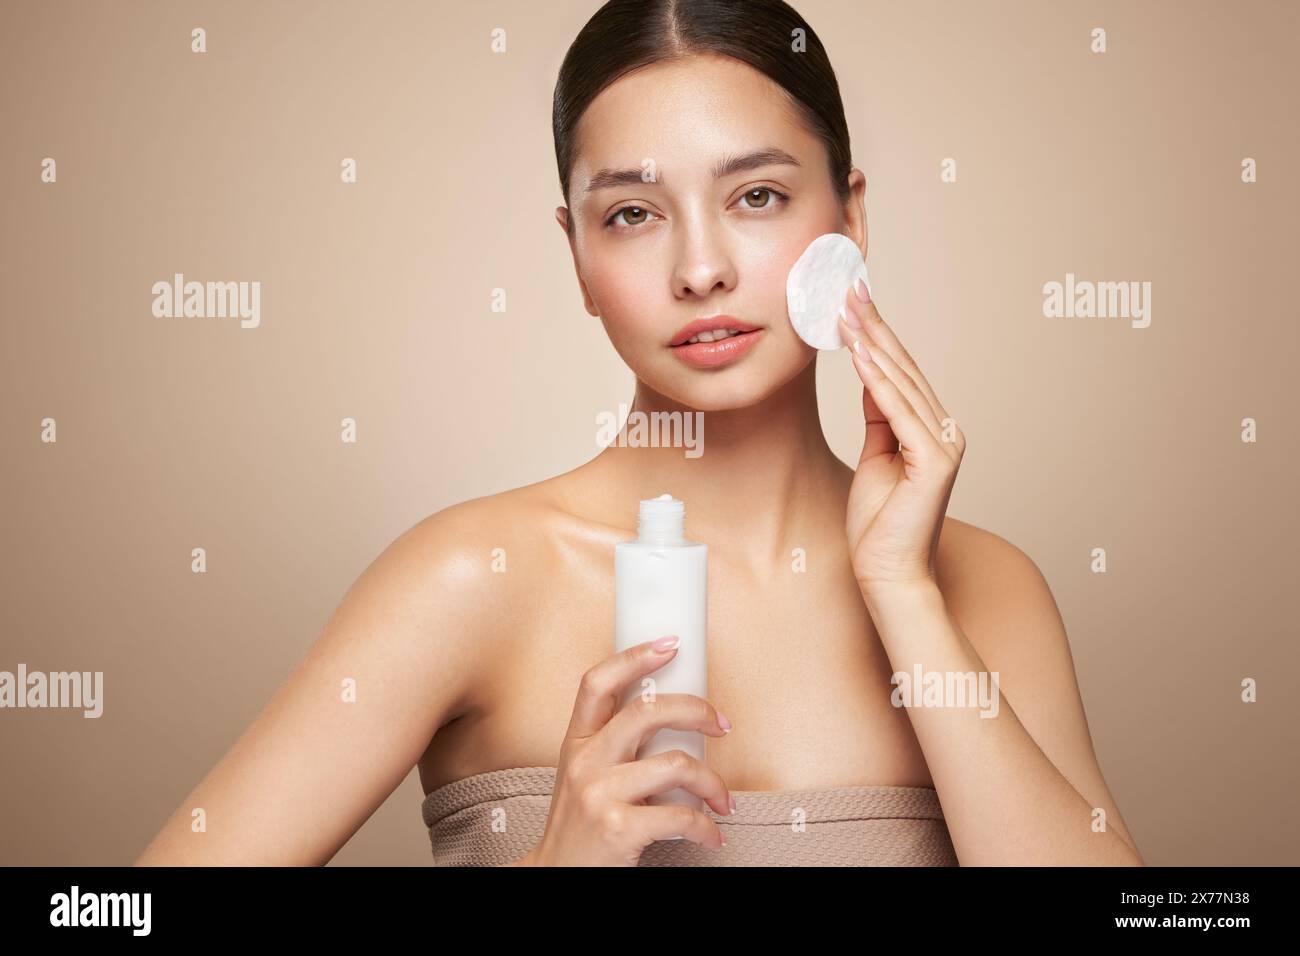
[136,52,1141,866]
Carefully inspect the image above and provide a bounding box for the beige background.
[1,0,1296,865]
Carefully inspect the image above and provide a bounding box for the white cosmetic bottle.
[614,494,708,821]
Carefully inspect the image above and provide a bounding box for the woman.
[137,0,1143,867]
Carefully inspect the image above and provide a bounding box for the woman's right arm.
[135,505,493,866]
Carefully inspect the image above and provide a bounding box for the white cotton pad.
[785,233,872,350]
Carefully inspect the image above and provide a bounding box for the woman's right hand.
[521,635,735,866]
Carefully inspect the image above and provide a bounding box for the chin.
[653,352,812,412]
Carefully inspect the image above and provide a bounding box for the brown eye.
[620,206,648,225]
[744,188,771,208]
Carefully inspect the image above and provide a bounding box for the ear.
[842,168,869,261]
[555,206,599,317]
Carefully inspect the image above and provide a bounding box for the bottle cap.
[638,494,685,543]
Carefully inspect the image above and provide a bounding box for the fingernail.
[852,338,870,361]
[720,832,728,847]
[729,795,738,814]
[716,711,732,733]
[854,276,871,303]
[652,635,680,652]
[842,302,863,330]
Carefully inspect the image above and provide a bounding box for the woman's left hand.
[837,278,965,596]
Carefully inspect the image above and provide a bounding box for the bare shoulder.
[399,482,558,577]
[133,480,578,866]
[934,515,1142,857]
[933,514,1067,681]
[390,479,574,627]
[933,515,1079,682]
[936,515,1045,599]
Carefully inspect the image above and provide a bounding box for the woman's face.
[558,53,867,412]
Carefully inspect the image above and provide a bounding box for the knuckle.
[663,748,693,772]
[672,804,697,831]
[559,757,587,791]
[600,804,627,839]
[577,778,605,817]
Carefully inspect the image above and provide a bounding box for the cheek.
[579,248,662,336]
[738,231,820,327]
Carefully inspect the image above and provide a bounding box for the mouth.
[668,315,764,369]
[669,315,761,347]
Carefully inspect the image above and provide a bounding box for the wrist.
[858,574,944,614]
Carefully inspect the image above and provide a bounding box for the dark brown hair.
[552,0,853,220]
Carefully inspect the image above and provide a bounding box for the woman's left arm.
[837,278,1143,866]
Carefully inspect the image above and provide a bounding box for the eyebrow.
[583,147,801,195]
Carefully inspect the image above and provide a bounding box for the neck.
[592,360,848,567]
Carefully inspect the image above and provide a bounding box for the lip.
[668,315,764,369]
[670,315,762,347]
[670,332,764,368]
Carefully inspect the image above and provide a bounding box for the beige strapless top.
[421,766,958,866]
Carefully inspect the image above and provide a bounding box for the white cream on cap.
[785,232,872,350]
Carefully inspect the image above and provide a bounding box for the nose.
[670,211,738,301]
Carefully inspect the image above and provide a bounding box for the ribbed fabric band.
[421,766,958,867]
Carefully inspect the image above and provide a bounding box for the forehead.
[571,53,815,187]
